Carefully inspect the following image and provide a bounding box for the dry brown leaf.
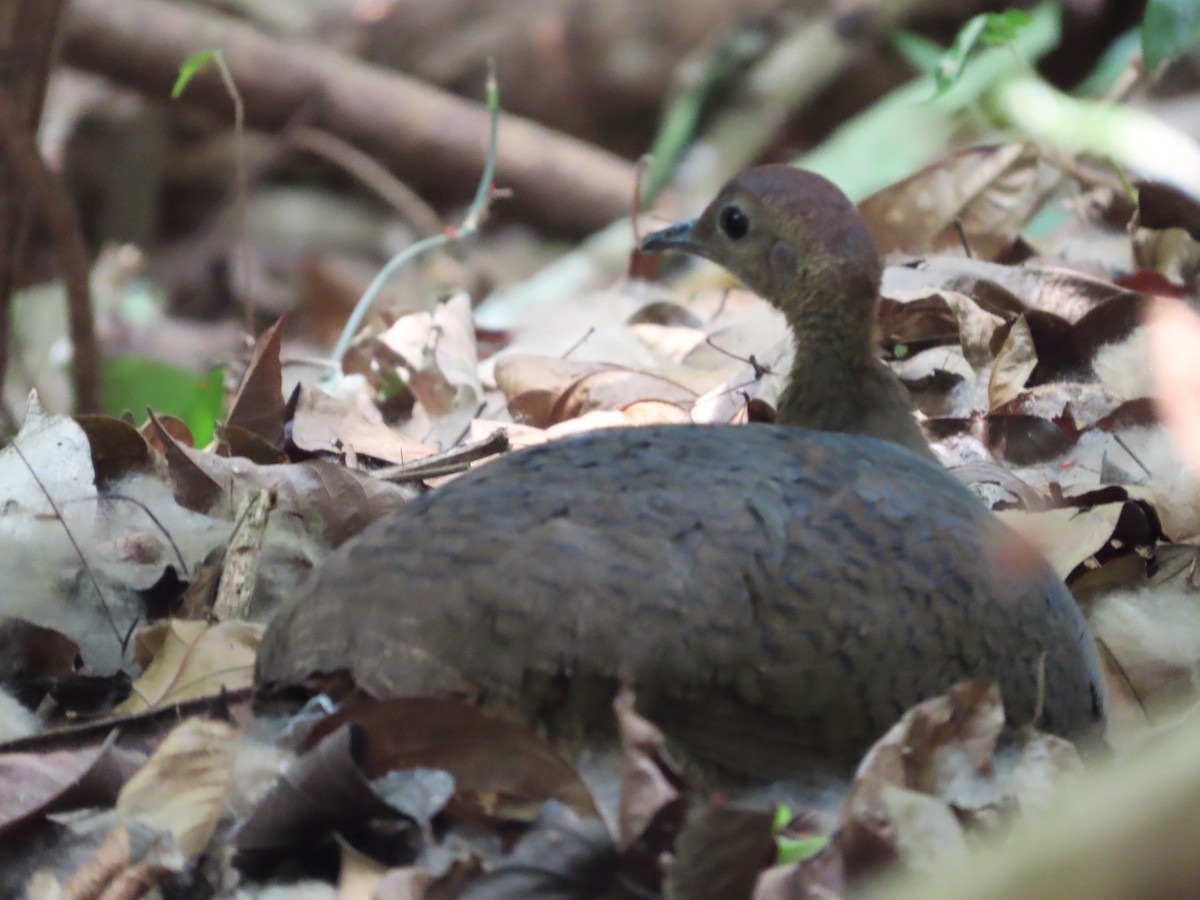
[929,289,1004,369]
[305,696,598,824]
[289,384,435,464]
[117,619,261,713]
[550,367,696,424]
[116,717,241,859]
[0,617,81,682]
[226,316,287,449]
[860,144,1059,261]
[495,354,610,426]
[0,738,140,838]
[839,682,1005,879]
[988,314,1037,410]
[74,415,152,489]
[377,292,483,447]
[152,418,412,547]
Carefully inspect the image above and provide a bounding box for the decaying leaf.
[116,717,241,859]
[860,144,1059,261]
[988,314,1037,409]
[118,619,261,713]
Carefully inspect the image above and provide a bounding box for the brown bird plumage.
[642,165,930,457]
[255,167,1106,778]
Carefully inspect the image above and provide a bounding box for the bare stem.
[330,60,501,370]
[212,50,252,333]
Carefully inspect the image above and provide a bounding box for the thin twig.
[371,428,509,482]
[58,492,190,578]
[561,327,596,360]
[631,154,651,246]
[0,85,101,413]
[11,441,124,653]
[329,60,502,370]
[211,51,252,333]
[286,126,442,238]
[1112,432,1152,479]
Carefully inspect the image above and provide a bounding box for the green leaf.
[172,49,219,99]
[891,29,946,74]
[933,10,1033,98]
[775,834,830,865]
[100,357,225,445]
[980,9,1034,46]
[773,804,793,831]
[1143,0,1200,69]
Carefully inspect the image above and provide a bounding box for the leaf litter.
[7,61,1200,900]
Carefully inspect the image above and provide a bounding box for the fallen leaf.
[117,717,241,859]
[118,620,261,713]
[860,144,1059,261]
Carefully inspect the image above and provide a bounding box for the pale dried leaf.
[378,293,483,447]
[1009,733,1085,816]
[290,384,435,464]
[116,718,240,859]
[988,315,1037,410]
[878,785,967,873]
[118,619,261,713]
[336,834,388,900]
[615,686,680,851]
[998,504,1124,580]
[0,391,96,516]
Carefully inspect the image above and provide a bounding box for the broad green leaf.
[933,10,1034,98]
[172,49,220,99]
[1143,0,1200,69]
[100,357,224,445]
[775,833,830,865]
[802,1,1061,198]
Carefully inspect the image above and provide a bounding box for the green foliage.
[775,833,831,865]
[172,49,220,99]
[933,10,1033,98]
[1142,0,1200,69]
[100,357,225,445]
[772,804,831,865]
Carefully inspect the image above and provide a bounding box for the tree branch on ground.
[61,0,640,237]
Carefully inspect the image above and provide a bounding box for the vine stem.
[330,61,500,370]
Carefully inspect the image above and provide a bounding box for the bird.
[641,165,932,460]
[255,166,1106,780]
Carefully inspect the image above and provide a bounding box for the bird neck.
[774,283,877,429]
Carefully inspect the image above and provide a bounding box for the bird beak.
[641,220,706,256]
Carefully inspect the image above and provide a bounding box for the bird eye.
[719,205,749,240]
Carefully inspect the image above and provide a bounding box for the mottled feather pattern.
[257,424,1104,775]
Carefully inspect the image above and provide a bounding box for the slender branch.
[285,127,442,238]
[0,85,101,413]
[212,51,253,333]
[61,0,635,236]
[330,62,502,369]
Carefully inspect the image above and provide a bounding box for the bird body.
[255,165,1107,777]
[256,424,1105,775]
